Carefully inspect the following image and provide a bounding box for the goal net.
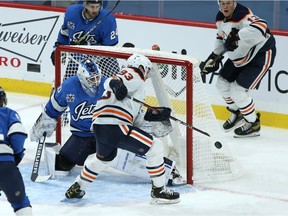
[54,45,244,184]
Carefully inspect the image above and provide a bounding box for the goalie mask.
[127,54,153,80]
[0,87,7,107]
[77,59,102,97]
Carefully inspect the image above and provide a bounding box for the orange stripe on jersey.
[148,166,165,175]
[119,125,153,147]
[241,103,255,115]
[93,108,133,124]
[249,50,271,90]
[233,51,252,66]
[81,169,96,180]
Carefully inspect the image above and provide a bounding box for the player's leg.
[216,60,245,131]
[0,162,32,215]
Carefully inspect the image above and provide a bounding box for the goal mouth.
[54,45,243,185]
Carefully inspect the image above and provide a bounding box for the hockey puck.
[215,141,222,149]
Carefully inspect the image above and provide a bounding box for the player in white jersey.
[65,54,180,205]
[200,0,276,137]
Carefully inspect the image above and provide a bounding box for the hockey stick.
[31,132,52,182]
[76,0,121,45]
[127,95,222,149]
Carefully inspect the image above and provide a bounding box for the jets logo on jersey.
[72,101,97,121]
[73,31,97,44]
[66,94,75,103]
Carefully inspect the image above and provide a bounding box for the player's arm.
[100,14,118,46]
[8,112,27,165]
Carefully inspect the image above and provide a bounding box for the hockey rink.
[1,92,288,215]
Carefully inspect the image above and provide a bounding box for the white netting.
[55,45,244,184]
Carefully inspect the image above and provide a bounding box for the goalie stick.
[31,132,52,182]
[127,95,222,149]
[75,0,121,45]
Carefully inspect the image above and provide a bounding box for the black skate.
[234,113,261,138]
[223,107,244,131]
[150,184,180,205]
[167,167,186,186]
[65,182,85,199]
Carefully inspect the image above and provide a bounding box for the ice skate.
[234,113,261,138]
[167,167,186,186]
[223,107,245,132]
[65,182,85,199]
[150,184,180,205]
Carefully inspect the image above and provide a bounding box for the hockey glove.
[144,107,171,122]
[50,50,55,66]
[50,42,60,66]
[14,149,25,166]
[109,79,128,101]
[224,28,240,51]
[70,40,88,45]
[199,52,224,74]
[30,111,57,142]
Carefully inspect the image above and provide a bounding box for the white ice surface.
[1,92,288,216]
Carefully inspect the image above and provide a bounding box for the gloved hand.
[14,149,25,166]
[144,107,171,122]
[199,52,224,74]
[70,39,88,45]
[109,79,128,101]
[224,28,240,51]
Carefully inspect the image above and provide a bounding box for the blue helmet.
[77,59,101,97]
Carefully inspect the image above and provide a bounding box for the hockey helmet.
[0,87,7,107]
[84,0,102,5]
[126,54,153,80]
[77,59,102,97]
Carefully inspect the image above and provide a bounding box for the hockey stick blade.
[31,173,52,183]
[126,95,222,149]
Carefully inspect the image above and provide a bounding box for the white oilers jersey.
[92,67,145,126]
[214,3,270,67]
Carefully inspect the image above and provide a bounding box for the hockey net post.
[54,45,243,185]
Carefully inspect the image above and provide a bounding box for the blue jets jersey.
[0,107,27,162]
[45,75,106,137]
[57,4,118,46]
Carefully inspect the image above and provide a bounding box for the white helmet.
[77,59,101,97]
[126,54,153,79]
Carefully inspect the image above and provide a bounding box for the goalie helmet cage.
[54,45,244,185]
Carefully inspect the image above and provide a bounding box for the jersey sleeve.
[8,110,27,155]
[56,7,71,45]
[99,13,118,46]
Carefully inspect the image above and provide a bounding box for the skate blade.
[150,198,180,205]
[223,119,246,132]
[234,132,260,138]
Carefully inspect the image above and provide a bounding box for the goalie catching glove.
[199,52,224,74]
[30,111,57,142]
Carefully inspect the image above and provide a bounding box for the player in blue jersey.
[200,0,276,137]
[30,58,184,186]
[0,87,33,215]
[50,0,118,65]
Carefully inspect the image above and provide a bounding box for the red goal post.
[54,45,243,185]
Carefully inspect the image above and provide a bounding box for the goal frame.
[54,45,194,184]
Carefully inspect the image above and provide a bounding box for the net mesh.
[55,45,244,184]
